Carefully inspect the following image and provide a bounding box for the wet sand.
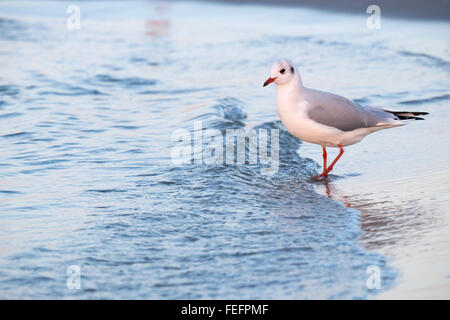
[319,171,450,299]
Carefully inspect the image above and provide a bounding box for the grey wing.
[306,92,398,132]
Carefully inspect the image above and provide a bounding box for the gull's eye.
[280,68,285,74]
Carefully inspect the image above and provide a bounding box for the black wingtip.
[384,109,429,120]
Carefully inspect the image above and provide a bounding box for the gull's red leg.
[325,144,344,174]
[313,145,328,179]
[322,145,327,175]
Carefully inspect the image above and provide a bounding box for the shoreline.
[186,0,450,21]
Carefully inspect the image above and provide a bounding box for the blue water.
[1,1,449,299]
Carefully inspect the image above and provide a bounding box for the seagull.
[263,58,428,180]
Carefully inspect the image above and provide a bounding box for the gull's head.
[263,59,297,87]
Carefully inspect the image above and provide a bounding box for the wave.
[399,93,450,105]
[92,74,157,88]
[398,50,450,68]
[0,85,20,97]
[128,97,397,299]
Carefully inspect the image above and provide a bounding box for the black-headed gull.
[263,59,428,180]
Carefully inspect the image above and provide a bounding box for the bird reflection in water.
[316,178,352,208]
[315,176,429,253]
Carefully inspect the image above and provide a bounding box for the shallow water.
[0,1,449,299]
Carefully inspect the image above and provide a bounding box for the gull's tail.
[383,110,429,121]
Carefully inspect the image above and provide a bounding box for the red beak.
[263,77,277,87]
